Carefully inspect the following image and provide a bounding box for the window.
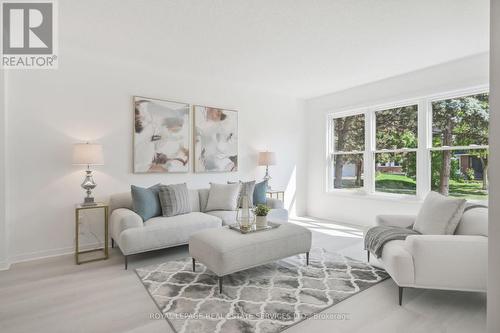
[327,88,489,201]
[431,93,489,200]
[375,105,418,195]
[330,114,365,189]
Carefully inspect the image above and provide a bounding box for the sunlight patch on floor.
[289,217,364,238]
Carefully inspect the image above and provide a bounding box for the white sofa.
[373,206,488,305]
[109,188,288,269]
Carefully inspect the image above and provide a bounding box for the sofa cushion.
[119,212,222,255]
[413,191,466,235]
[229,180,256,207]
[455,206,488,236]
[189,189,201,212]
[267,208,289,222]
[206,210,237,226]
[206,183,240,211]
[144,212,221,228]
[253,180,268,205]
[158,183,191,217]
[114,189,200,213]
[198,189,210,212]
[131,184,162,221]
[206,208,288,225]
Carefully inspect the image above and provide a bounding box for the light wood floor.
[0,217,486,333]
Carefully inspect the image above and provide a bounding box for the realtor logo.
[1,1,58,69]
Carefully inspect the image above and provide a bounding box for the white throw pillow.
[205,183,241,211]
[413,191,467,235]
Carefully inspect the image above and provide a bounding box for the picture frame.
[193,105,238,173]
[133,96,190,173]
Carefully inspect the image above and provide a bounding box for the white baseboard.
[8,242,107,266]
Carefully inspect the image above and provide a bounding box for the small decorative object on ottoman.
[236,195,254,232]
[254,204,270,227]
[189,221,312,293]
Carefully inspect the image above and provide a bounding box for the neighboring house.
[458,154,485,179]
[341,163,357,177]
[376,161,403,174]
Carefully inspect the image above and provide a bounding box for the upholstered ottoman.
[189,222,312,293]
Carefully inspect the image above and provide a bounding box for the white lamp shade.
[258,151,276,166]
[72,143,104,165]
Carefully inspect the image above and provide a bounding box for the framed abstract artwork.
[133,96,190,173]
[193,105,238,172]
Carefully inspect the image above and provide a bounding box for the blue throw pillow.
[131,184,162,221]
[253,180,268,206]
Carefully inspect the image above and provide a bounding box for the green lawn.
[444,180,487,200]
[337,173,487,200]
[375,173,416,195]
[374,172,487,200]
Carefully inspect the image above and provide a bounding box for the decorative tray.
[229,221,281,234]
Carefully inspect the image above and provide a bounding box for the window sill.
[325,189,488,206]
[325,189,423,203]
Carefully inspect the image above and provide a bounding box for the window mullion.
[417,99,431,199]
[326,116,333,192]
[364,111,375,193]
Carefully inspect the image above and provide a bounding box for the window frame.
[372,102,420,197]
[326,85,489,202]
[427,89,489,199]
[326,110,367,192]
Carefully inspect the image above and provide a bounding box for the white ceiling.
[64,0,489,98]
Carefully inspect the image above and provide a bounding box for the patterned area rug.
[136,248,389,333]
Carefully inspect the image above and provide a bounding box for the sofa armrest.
[110,208,143,242]
[405,235,487,291]
[376,215,416,229]
[266,198,284,209]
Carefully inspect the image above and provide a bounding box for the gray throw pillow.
[206,183,241,211]
[228,180,256,207]
[158,183,192,217]
[413,191,467,235]
[131,184,162,221]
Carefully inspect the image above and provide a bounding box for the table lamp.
[258,151,276,183]
[73,143,104,205]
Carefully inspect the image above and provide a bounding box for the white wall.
[4,34,304,263]
[304,53,489,225]
[488,1,500,331]
[0,69,7,269]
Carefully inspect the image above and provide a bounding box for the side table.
[75,202,109,264]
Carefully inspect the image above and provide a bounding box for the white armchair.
[373,207,488,305]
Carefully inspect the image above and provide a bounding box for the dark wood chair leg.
[367,250,370,262]
[398,286,403,306]
[218,276,223,293]
[192,258,196,272]
[306,252,310,265]
[111,238,115,248]
[124,255,128,270]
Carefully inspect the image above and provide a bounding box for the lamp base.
[263,167,272,190]
[81,168,97,206]
[82,197,97,206]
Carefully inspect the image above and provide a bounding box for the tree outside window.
[375,105,418,195]
[327,90,489,201]
[331,114,364,189]
[431,93,489,199]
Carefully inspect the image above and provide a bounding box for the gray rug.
[136,248,389,333]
